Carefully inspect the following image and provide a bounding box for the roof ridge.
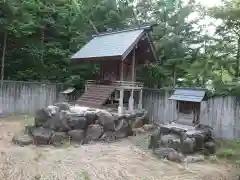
[92,25,153,38]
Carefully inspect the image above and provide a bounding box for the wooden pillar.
[128,48,135,111]
[138,89,143,110]
[118,60,124,115]
[85,81,88,92]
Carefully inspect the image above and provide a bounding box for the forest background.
[1,0,240,95]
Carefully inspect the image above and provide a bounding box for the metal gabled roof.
[61,87,75,94]
[71,26,155,61]
[168,88,207,102]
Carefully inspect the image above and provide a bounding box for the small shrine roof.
[168,88,207,102]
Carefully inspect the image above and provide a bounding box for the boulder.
[148,129,161,150]
[68,130,85,142]
[132,128,146,136]
[12,134,33,146]
[54,102,71,111]
[204,141,216,154]
[195,124,213,141]
[85,111,97,125]
[34,108,51,127]
[115,118,132,139]
[167,151,184,162]
[46,105,60,116]
[86,124,104,141]
[100,131,116,143]
[96,111,115,131]
[160,126,171,135]
[68,116,87,130]
[160,134,181,150]
[32,128,53,145]
[154,147,178,159]
[142,124,155,132]
[45,112,71,132]
[183,154,204,163]
[142,111,149,124]
[193,133,205,150]
[131,116,144,129]
[181,137,195,154]
[51,132,68,146]
[69,105,88,115]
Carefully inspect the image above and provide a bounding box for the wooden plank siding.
[0,81,64,116]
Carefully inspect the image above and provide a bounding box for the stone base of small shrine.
[12,102,150,147]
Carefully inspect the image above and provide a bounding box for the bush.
[216,148,236,159]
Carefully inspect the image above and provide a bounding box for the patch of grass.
[216,148,237,159]
[79,170,91,180]
[215,140,240,161]
[22,115,34,126]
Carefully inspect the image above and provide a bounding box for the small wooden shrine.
[168,88,208,125]
[71,25,157,114]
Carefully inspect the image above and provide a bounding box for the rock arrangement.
[12,102,148,147]
[148,122,217,162]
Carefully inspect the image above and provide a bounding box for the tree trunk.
[235,37,240,77]
[172,64,176,87]
[1,31,7,81]
[88,19,99,34]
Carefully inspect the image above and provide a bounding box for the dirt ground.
[0,116,233,180]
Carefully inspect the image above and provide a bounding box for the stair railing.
[85,80,143,91]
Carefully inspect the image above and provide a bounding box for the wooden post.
[85,81,88,92]
[128,47,135,111]
[138,89,143,110]
[118,88,124,115]
[118,61,124,115]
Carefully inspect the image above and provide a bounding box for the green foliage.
[0,0,132,89]
[1,0,240,94]
[216,140,240,160]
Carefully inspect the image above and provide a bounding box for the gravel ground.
[0,117,233,180]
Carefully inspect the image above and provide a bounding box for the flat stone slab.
[12,134,33,146]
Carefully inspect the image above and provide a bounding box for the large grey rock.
[68,116,87,130]
[148,130,161,150]
[181,137,195,154]
[45,112,71,132]
[51,132,68,146]
[97,111,115,131]
[142,124,155,132]
[183,154,204,163]
[132,128,146,136]
[193,133,205,150]
[160,134,181,150]
[160,126,171,135]
[167,150,184,162]
[85,111,97,125]
[154,148,180,159]
[34,108,51,127]
[12,134,33,146]
[54,102,71,111]
[86,124,104,141]
[46,105,60,116]
[68,130,85,142]
[100,131,116,143]
[32,128,53,145]
[115,118,132,139]
[204,141,216,154]
[195,124,213,141]
[131,116,144,129]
